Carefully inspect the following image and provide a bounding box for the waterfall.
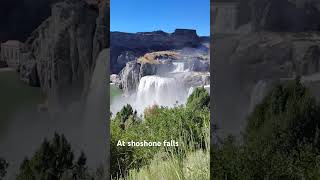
[120,75,186,113]
[249,80,268,113]
[172,62,188,72]
[111,57,210,115]
[83,48,108,168]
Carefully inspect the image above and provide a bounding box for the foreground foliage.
[0,158,8,180]
[117,150,209,180]
[17,133,94,180]
[111,87,210,179]
[212,79,320,179]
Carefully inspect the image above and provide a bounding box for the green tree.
[119,104,133,123]
[111,102,210,178]
[0,158,8,180]
[212,79,320,179]
[17,133,92,180]
[73,152,90,180]
[187,87,210,110]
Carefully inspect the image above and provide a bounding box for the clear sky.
[111,0,210,36]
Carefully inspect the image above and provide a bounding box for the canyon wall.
[19,0,109,107]
[110,29,203,73]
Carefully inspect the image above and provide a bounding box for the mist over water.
[172,62,188,72]
[83,48,108,169]
[111,60,201,115]
[135,75,187,113]
[0,49,109,179]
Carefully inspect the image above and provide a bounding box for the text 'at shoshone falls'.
[111,48,210,114]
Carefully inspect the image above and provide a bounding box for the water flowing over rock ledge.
[111,47,210,114]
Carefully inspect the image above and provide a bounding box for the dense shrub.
[212,79,320,179]
[0,158,8,180]
[111,88,210,178]
[187,87,210,110]
[17,133,92,180]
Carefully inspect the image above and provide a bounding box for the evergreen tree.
[0,158,8,180]
[17,133,92,180]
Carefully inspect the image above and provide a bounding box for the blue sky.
[111,0,210,36]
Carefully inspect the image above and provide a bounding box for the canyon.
[0,0,110,177]
[110,33,210,114]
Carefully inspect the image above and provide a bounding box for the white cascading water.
[111,58,210,115]
[134,76,187,113]
[83,48,108,168]
[172,62,188,72]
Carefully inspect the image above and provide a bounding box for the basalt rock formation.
[19,0,109,107]
[110,29,203,73]
[251,0,320,32]
[92,0,109,61]
[117,49,210,94]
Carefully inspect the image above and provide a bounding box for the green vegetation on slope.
[111,87,210,179]
[212,79,320,179]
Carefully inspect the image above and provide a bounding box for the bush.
[17,133,92,180]
[212,79,320,179]
[0,158,8,180]
[187,87,210,111]
[111,88,210,178]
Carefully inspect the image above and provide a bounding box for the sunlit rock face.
[111,47,210,115]
[118,49,210,94]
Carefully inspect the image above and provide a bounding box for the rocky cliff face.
[92,0,109,61]
[115,49,210,94]
[19,0,109,107]
[213,32,320,135]
[251,0,320,32]
[110,29,203,73]
[119,61,141,94]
